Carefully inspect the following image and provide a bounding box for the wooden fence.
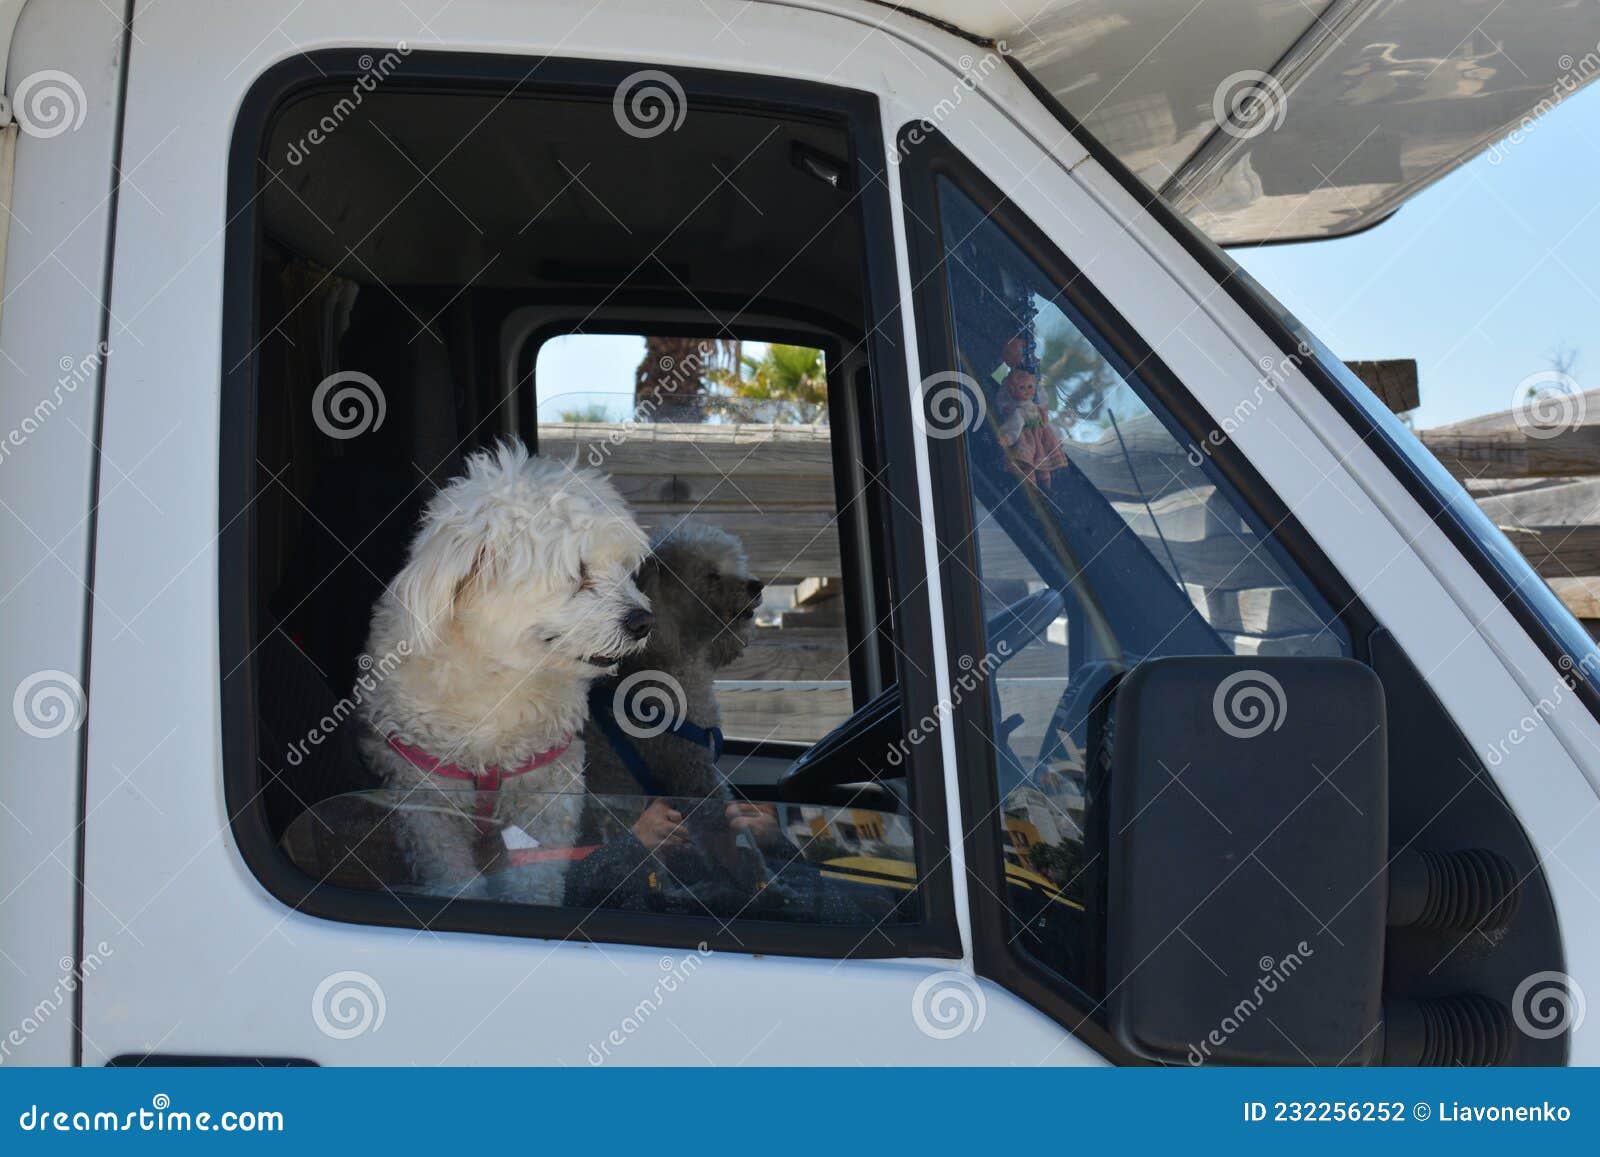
[1419,394,1600,626]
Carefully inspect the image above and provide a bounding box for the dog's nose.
[622,608,655,640]
[746,578,764,598]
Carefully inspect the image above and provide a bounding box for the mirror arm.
[1386,847,1521,932]
[1381,994,1514,1066]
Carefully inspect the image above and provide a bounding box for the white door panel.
[83,0,1104,1066]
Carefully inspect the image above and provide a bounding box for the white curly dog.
[357,440,654,903]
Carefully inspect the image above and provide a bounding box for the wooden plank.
[1219,630,1346,658]
[717,680,853,743]
[1344,359,1419,414]
[1475,477,1600,528]
[549,419,1600,630]
[603,471,836,510]
[1186,583,1328,638]
[540,422,833,472]
[1421,428,1600,480]
[540,421,837,521]
[1110,486,1247,543]
[794,577,839,606]
[1419,394,1600,479]
[721,628,850,682]
[1426,396,1595,436]
[1070,416,1201,502]
[974,514,1287,590]
[1547,577,1600,620]
[1495,525,1600,578]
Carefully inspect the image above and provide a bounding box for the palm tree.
[634,336,737,421]
[1036,328,1117,423]
[558,403,612,424]
[719,343,828,423]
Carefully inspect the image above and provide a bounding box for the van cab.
[1,0,1597,1067]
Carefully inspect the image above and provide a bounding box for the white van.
[2,0,1597,1067]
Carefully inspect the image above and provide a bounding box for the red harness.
[385,733,574,819]
[382,734,597,866]
[384,732,575,787]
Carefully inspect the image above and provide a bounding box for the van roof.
[893,0,1600,244]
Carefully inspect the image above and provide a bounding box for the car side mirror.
[1103,656,1388,1065]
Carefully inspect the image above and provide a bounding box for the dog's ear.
[390,524,491,651]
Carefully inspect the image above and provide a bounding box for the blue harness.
[587,684,724,797]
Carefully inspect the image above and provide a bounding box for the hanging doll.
[993,329,1069,486]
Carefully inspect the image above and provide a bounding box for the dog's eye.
[578,562,595,592]
[707,571,721,582]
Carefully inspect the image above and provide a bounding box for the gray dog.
[584,521,762,802]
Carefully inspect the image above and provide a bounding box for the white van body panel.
[0,0,1576,1065]
[0,0,128,1066]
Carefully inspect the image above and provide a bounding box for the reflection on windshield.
[281,790,921,926]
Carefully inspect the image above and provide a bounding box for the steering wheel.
[775,587,1065,803]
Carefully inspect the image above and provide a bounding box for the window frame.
[218,49,961,961]
[896,126,1378,1054]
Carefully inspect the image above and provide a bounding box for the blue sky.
[535,333,651,421]
[538,83,1599,432]
[1237,80,1600,430]
[535,338,781,422]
